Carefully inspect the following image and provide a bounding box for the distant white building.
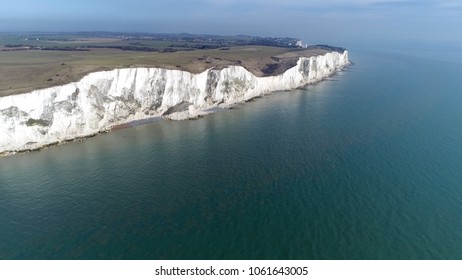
[296,40,308,48]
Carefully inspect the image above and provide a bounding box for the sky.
[1,0,461,48]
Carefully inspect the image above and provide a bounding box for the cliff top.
[0,33,341,97]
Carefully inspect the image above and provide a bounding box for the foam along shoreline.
[0,51,349,156]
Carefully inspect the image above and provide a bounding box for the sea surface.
[1,47,462,259]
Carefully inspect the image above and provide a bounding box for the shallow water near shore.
[1,48,462,259]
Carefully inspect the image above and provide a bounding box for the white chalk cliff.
[0,50,349,155]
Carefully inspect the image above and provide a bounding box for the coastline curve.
[0,50,349,156]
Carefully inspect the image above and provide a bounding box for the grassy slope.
[0,38,328,97]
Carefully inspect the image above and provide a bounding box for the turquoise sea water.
[1,48,462,259]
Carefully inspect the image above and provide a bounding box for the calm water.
[1,48,462,259]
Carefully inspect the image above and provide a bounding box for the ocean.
[1,47,462,259]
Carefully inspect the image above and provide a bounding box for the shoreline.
[0,51,349,156]
[0,66,349,158]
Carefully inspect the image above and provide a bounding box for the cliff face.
[0,51,349,155]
